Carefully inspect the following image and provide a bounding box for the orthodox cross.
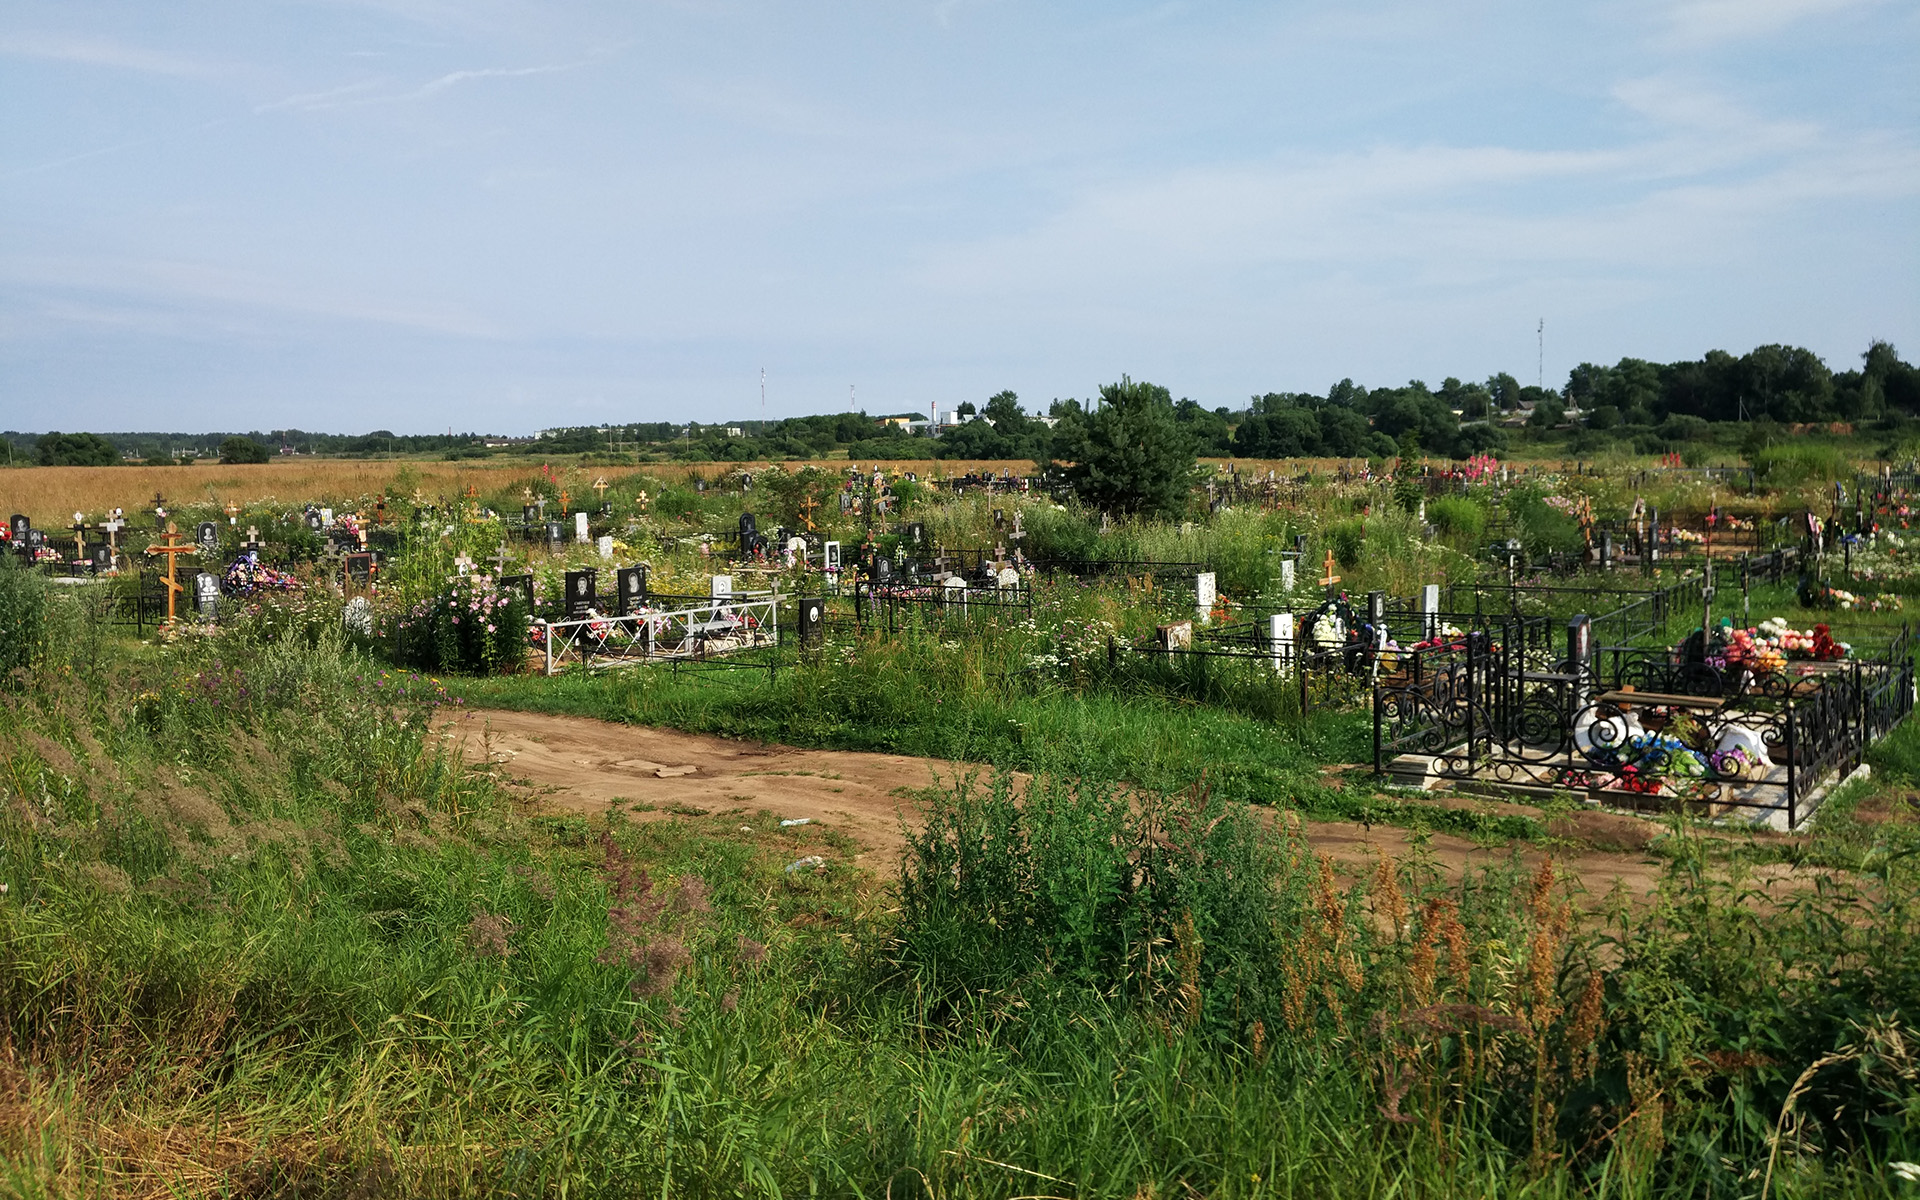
[491,540,511,576]
[102,511,125,565]
[797,493,818,532]
[71,512,86,560]
[224,501,240,525]
[634,489,649,512]
[559,488,571,516]
[1320,549,1341,597]
[144,523,196,623]
[374,494,388,525]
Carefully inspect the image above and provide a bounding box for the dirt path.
[438,707,1701,899]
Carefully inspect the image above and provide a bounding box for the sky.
[1,1,1916,435]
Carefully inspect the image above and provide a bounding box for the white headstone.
[1280,558,1295,592]
[996,567,1020,588]
[319,507,333,526]
[597,535,614,559]
[823,540,841,570]
[1422,583,1440,639]
[575,512,590,543]
[1195,571,1217,623]
[1270,612,1294,672]
[710,575,733,599]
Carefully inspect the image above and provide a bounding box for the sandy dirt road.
[439,707,1706,899]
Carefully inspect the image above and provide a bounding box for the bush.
[1426,496,1486,542]
[1751,441,1850,485]
[0,565,48,677]
[390,573,530,674]
[1326,518,1366,568]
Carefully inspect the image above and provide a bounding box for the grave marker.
[565,568,597,618]
[1279,557,1295,592]
[1195,571,1217,623]
[143,523,196,623]
[575,512,591,543]
[196,522,219,553]
[1421,583,1440,640]
[500,574,535,614]
[710,575,733,599]
[192,572,220,620]
[796,597,825,648]
[597,534,614,559]
[823,540,842,571]
[616,565,648,614]
[345,552,374,588]
[1158,620,1193,658]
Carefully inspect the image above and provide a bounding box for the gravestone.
[616,565,648,614]
[1279,558,1295,592]
[996,567,1020,589]
[196,522,219,553]
[500,574,535,614]
[710,575,733,600]
[1421,583,1440,640]
[597,535,614,559]
[1195,571,1217,623]
[1367,590,1385,625]
[823,540,842,571]
[785,536,807,567]
[89,542,112,572]
[1269,612,1295,672]
[523,504,538,525]
[796,597,825,648]
[320,508,333,527]
[1567,614,1592,676]
[575,512,591,544]
[306,509,324,531]
[739,513,757,543]
[871,556,892,584]
[1157,620,1193,657]
[565,568,597,619]
[906,522,925,547]
[192,572,220,619]
[545,521,564,545]
[345,553,374,586]
[993,509,1005,531]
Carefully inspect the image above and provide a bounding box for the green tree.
[1058,377,1198,519]
[35,432,119,466]
[219,435,271,464]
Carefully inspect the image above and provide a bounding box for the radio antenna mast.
[1537,318,1544,390]
[760,367,765,414]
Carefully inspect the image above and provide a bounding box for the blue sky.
[2,1,1915,434]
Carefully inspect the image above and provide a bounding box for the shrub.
[1426,496,1486,542]
[390,573,530,674]
[0,565,48,677]
[1326,518,1366,568]
[1751,442,1850,485]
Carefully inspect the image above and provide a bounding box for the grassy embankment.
[1,568,1916,1196]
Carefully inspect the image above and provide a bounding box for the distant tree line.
[6,341,1915,469]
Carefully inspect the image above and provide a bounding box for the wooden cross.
[464,484,479,501]
[634,489,649,512]
[1319,548,1341,592]
[245,525,261,549]
[144,523,196,623]
[225,502,240,524]
[71,512,86,560]
[592,476,609,504]
[797,493,818,531]
[559,489,571,516]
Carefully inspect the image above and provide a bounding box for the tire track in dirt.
[439,707,1717,899]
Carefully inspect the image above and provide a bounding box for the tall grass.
[1,606,1915,1196]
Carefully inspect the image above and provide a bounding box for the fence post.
[1373,685,1383,775]
[1785,706,1798,830]
[541,620,553,676]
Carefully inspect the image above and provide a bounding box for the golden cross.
[1319,548,1341,589]
[143,522,196,623]
[559,489,570,515]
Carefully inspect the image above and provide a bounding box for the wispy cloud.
[256,60,583,113]
[1659,0,1881,46]
[0,33,213,77]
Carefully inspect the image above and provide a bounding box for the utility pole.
[761,367,766,415]
[1537,318,1544,390]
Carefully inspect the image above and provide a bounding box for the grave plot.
[530,567,779,674]
[1374,615,1914,830]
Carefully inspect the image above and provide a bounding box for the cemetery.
[3,451,1919,1196]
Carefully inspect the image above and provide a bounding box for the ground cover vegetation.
[4,435,1920,1194]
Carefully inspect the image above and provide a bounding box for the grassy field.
[1,569,1916,1196]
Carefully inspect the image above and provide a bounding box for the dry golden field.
[0,458,1050,523]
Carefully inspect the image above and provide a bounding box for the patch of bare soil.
[439,708,1688,899]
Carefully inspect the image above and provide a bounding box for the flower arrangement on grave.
[1667,527,1704,546]
[223,555,303,595]
[390,571,530,674]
